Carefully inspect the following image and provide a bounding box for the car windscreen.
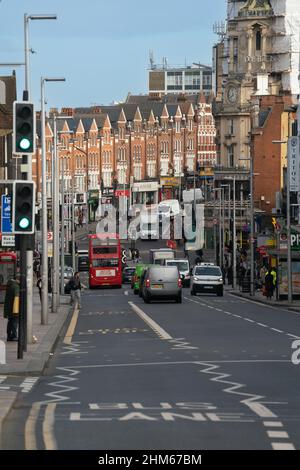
[167,261,189,271]
[194,267,222,276]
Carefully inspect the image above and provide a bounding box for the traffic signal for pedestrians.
[13,101,35,155]
[12,181,35,234]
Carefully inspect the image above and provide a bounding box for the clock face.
[227,86,238,104]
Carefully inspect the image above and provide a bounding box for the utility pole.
[41,77,65,325]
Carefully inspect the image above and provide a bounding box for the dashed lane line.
[184,297,300,340]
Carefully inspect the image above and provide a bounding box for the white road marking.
[129,302,172,340]
[185,296,300,339]
[263,421,283,427]
[267,430,290,439]
[124,290,129,296]
[246,402,277,418]
[271,443,296,450]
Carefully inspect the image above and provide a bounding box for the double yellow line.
[25,305,79,449]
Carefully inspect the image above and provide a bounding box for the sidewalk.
[229,286,300,312]
[0,289,72,447]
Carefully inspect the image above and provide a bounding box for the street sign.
[1,195,12,234]
[1,235,15,247]
[47,231,53,242]
[288,136,300,192]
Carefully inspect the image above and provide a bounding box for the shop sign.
[160,177,180,187]
[102,188,114,197]
[115,190,130,197]
[288,137,300,192]
[132,181,158,192]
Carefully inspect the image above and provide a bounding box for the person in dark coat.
[265,270,274,300]
[3,278,20,341]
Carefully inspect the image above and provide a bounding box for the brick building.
[34,93,216,218]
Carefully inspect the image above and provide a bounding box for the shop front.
[159,177,181,201]
[132,181,158,206]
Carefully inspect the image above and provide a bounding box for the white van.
[165,259,191,287]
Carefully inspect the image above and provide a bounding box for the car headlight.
[193,277,199,281]
[218,278,223,282]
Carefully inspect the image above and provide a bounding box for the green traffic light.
[18,217,30,230]
[19,137,31,151]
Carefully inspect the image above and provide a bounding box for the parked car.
[142,265,182,303]
[122,267,136,284]
[165,259,191,287]
[190,263,223,296]
[132,264,151,295]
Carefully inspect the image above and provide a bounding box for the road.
[2,280,300,450]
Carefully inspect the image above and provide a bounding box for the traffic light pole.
[18,235,27,359]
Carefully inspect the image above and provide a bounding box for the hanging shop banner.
[288,136,300,192]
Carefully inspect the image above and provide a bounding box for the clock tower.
[213,0,300,213]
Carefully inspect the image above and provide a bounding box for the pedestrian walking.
[3,276,20,341]
[69,272,82,308]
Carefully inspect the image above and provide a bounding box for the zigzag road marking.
[196,361,296,449]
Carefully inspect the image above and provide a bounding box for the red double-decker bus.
[88,234,122,288]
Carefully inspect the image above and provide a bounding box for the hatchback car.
[142,265,182,303]
[191,263,223,296]
[122,267,136,284]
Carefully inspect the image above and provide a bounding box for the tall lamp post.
[41,77,65,325]
[24,13,57,341]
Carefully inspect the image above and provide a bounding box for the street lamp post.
[23,13,57,341]
[41,77,65,325]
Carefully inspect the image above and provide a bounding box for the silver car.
[142,266,182,303]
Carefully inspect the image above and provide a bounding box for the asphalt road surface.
[2,283,300,450]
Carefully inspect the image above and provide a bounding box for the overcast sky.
[0,0,226,108]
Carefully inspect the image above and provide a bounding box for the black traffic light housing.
[12,181,35,234]
[13,101,35,155]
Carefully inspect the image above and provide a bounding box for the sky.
[0,0,226,109]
